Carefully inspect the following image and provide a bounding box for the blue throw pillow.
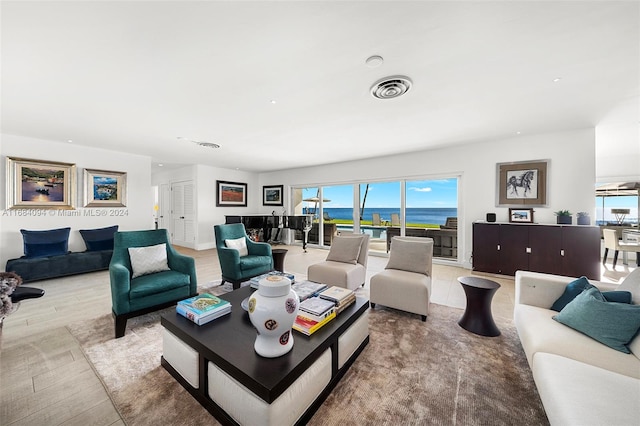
[553,287,640,353]
[79,225,118,251]
[602,291,633,304]
[20,227,71,258]
[550,276,594,312]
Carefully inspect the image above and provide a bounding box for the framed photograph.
[216,180,247,207]
[263,185,284,206]
[6,157,76,209]
[509,208,534,223]
[496,159,548,207]
[84,169,127,207]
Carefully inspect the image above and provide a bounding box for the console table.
[161,286,370,425]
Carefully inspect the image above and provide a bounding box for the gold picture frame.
[6,157,76,210]
[84,169,127,207]
[496,160,548,207]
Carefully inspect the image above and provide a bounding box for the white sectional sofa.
[514,269,640,426]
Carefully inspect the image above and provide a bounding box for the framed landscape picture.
[84,169,127,207]
[216,180,247,207]
[6,157,76,209]
[509,208,534,223]
[263,185,284,206]
[496,159,548,207]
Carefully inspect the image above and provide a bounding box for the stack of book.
[319,286,356,315]
[176,293,231,325]
[291,280,328,301]
[249,271,295,289]
[293,296,336,335]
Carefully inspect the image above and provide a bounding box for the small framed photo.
[263,185,284,206]
[6,157,76,210]
[216,180,247,207]
[84,169,127,207]
[509,208,534,223]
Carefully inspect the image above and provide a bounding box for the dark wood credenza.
[472,222,601,280]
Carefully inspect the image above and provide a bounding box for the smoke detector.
[370,75,412,99]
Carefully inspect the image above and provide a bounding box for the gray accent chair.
[370,236,433,321]
[307,233,370,290]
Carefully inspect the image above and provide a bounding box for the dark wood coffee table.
[160,286,370,425]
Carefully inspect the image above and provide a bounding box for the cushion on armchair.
[386,238,432,275]
[326,235,363,264]
[128,243,170,278]
[20,227,71,258]
[79,225,118,251]
[225,237,248,257]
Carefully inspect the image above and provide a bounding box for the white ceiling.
[2,1,639,173]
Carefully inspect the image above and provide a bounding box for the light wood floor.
[1,244,634,425]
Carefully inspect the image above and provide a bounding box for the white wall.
[261,128,597,268]
[595,96,640,182]
[1,134,153,267]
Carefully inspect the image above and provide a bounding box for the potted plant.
[576,212,590,225]
[554,210,572,225]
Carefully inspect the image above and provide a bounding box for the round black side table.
[457,276,501,337]
[271,249,288,272]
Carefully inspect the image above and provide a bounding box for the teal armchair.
[214,223,273,289]
[110,229,197,338]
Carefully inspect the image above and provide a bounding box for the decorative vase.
[248,275,299,358]
[556,216,572,225]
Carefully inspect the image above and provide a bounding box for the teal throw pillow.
[550,276,594,312]
[602,291,633,304]
[553,287,640,353]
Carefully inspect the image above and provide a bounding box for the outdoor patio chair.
[372,213,381,226]
[323,211,333,222]
[390,213,401,227]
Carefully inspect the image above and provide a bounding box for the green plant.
[554,210,572,216]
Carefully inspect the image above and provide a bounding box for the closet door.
[171,180,196,248]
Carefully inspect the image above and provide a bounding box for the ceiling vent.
[193,141,220,149]
[370,75,412,99]
[178,137,220,149]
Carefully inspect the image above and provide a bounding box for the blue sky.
[303,178,458,208]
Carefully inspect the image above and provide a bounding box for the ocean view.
[304,207,458,226]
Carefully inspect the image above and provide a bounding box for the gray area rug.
[67,286,548,426]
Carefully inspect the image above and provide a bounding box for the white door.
[171,180,195,248]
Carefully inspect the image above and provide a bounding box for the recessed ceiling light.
[516,131,522,135]
[67,139,73,143]
[552,77,562,83]
[158,163,164,167]
[365,55,384,68]
[270,100,277,104]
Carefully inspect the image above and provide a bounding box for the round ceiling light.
[365,55,384,68]
[370,75,412,99]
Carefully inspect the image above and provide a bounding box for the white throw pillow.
[225,237,248,257]
[326,235,363,264]
[128,243,170,278]
[619,268,640,304]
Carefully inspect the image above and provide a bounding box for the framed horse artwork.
[496,160,548,207]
